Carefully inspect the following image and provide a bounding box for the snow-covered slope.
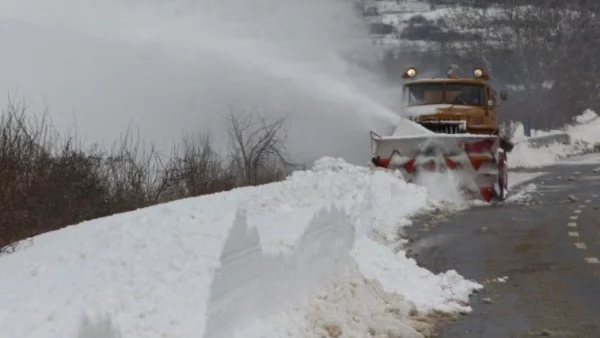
[362,0,453,53]
[0,157,483,338]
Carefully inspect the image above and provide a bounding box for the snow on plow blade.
[370,131,508,202]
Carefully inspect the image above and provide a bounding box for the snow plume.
[0,0,414,165]
[0,157,482,338]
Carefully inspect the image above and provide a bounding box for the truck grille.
[420,120,467,134]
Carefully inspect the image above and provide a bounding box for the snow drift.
[0,157,482,338]
[509,109,600,168]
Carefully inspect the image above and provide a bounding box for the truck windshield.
[407,83,444,105]
[445,84,485,105]
[406,83,485,106]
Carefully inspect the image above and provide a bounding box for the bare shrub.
[0,99,113,249]
[101,127,167,212]
[0,100,295,253]
[225,108,297,186]
[162,132,235,198]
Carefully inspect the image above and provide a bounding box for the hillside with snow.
[363,0,600,131]
[360,0,509,54]
[361,0,451,53]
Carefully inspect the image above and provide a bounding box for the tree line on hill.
[370,0,600,129]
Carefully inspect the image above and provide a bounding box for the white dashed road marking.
[566,196,600,265]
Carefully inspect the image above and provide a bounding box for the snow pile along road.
[509,109,600,168]
[0,157,482,338]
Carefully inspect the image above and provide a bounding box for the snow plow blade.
[370,131,508,202]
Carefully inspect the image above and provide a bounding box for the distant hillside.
[354,0,600,129]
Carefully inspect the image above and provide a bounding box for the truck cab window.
[406,83,444,105]
[445,84,485,105]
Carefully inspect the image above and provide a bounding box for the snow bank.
[510,121,566,144]
[204,205,355,338]
[353,237,480,314]
[565,109,600,145]
[0,157,482,338]
[509,109,600,168]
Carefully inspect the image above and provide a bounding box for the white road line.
[585,199,592,203]
[568,222,577,227]
[570,216,579,220]
[575,242,588,249]
[580,205,587,208]
[584,257,600,264]
[569,231,580,237]
[574,210,583,214]
[593,194,599,198]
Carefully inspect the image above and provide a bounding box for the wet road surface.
[406,157,600,338]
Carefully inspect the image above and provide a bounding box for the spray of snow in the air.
[0,0,428,165]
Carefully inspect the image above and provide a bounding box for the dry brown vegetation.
[0,100,298,254]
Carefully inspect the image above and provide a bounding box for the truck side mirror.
[500,91,508,101]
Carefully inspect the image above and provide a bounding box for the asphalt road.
[405,155,600,338]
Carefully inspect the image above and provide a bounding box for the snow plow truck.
[370,66,514,202]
